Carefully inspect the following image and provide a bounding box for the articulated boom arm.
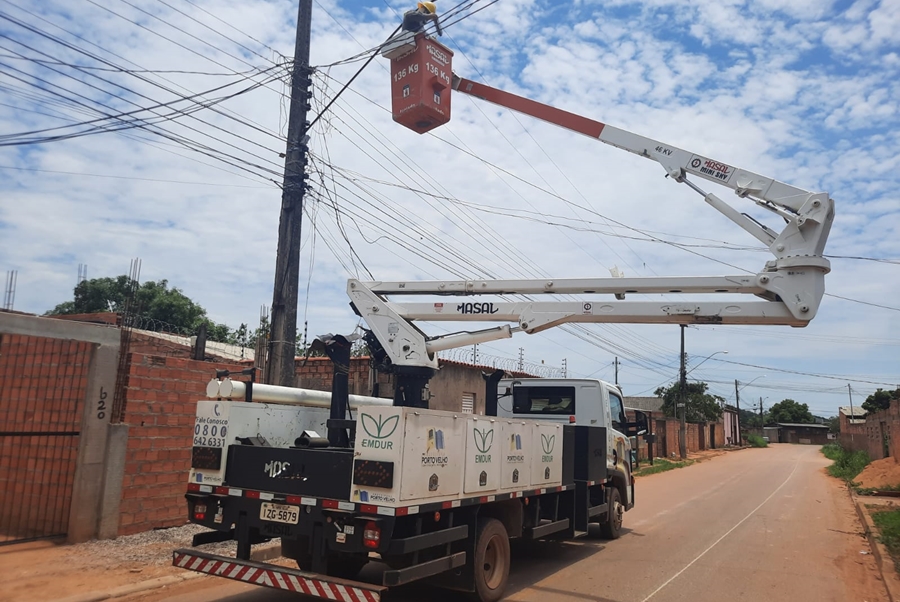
[349,77,835,373]
[452,76,833,242]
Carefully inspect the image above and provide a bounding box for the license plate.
[259,502,300,525]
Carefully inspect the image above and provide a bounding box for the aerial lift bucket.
[382,32,453,134]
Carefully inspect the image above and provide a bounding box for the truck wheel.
[470,518,510,602]
[281,536,312,570]
[327,553,368,580]
[599,487,624,540]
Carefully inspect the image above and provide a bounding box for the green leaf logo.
[541,433,555,455]
[473,428,494,454]
[360,413,400,439]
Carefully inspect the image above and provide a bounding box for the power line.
[0,13,288,144]
[0,52,286,179]
[2,0,284,139]
[0,58,283,144]
[0,52,267,75]
[718,359,899,386]
[0,165,273,188]
[151,0,279,66]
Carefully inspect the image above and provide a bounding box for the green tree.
[826,415,840,434]
[655,381,724,423]
[46,276,232,342]
[862,388,900,414]
[739,407,766,428]
[768,399,814,423]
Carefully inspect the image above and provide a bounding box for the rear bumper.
[173,548,386,602]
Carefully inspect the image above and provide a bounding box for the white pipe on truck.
[206,379,392,409]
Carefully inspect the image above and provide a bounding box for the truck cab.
[496,378,637,509]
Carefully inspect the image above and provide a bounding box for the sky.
[1,0,898,418]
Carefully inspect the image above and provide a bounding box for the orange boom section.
[389,33,453,134]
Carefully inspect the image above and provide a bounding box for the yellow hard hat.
[418,2,437,14]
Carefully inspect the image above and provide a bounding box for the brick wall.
[295,357,380,396]
[117,353,245,535]
[128,331,194,359]
[627,411,726,460]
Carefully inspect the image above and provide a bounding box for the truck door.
[606,389,633,508]
[575,382,602,426]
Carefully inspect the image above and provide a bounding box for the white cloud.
[1,0,898,413]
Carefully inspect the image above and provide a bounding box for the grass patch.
[856,484,900,496]
[747,433,768,447]
[870,508,900,572]
[822,444,870,482]
[822,443,842,461]
[633,458,695,476]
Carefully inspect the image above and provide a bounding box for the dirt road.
[128,444,887,602]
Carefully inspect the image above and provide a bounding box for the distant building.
[624,396,664,414]
[723,405,740,446]
[839,406,867,432]
[774,422,830,445]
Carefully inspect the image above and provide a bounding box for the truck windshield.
[512,386,576,415]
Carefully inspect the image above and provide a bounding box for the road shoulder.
[855,495,900,601]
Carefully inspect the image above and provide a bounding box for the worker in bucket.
[401,2,443,36]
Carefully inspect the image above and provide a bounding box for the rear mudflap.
[173,548,386,602]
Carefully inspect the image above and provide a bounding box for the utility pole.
[614,356,619,385]
[734,379,741,445]
[518,348,524,372]
[758,397,764,426]
[848,383,855,420]
[266,0,313,387]
[561,358,567,378]
[679,325,687,459]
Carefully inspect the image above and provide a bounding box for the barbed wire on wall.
[436,348,565,378]
[130,315,256,360]
[125,314,565,377]
[133,315,192,336]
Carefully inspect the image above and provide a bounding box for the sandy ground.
[1,446,889,602]
[0,523,233,602]
[856,457,900,489]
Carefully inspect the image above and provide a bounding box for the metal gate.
[0,334,93,545]
[656,420,667,458]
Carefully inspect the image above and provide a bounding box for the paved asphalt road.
[136,445,888,602]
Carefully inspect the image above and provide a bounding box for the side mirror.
[625,410,649,437]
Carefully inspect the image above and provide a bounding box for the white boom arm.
[348,78,835,371]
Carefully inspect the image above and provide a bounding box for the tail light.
[194,503,207,521]
[569,415,576,423]
[362,521,381,549]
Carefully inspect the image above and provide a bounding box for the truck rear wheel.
[281,536,311,569]
[282,537,367,578]
[326,553,368,579]
[599,487,624,540]
[470,518,510,602]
